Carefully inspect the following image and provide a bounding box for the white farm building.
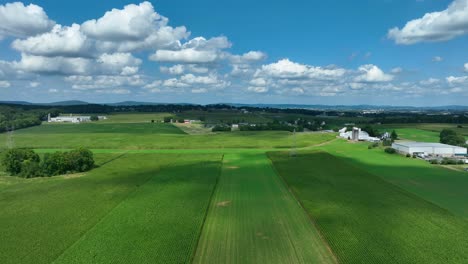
[48,114,107,123]
[339,127,380,142]
[392,142,467,157]
[49,116,91,123]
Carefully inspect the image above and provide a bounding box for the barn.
[392,142,467,157]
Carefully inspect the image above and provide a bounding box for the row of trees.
[2,148,95,178]
[0,106,55,133]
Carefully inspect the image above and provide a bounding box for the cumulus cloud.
[247,86,268,93]
[354,64,393,82]
[0,2,55,39]
[149,36,230,63]
[388,0,468,44]
[255,59,346,80]
[97,53,142,75]
[446,75,468,85]
[229,51,267,64]
[152,73,229,93]
[12,24,91,57]
[79,1,188,53]
[65,74,144,90]
[14,54,92,75]
[13,52,141,76]
[82,1,188,48]
[464,63,468,72]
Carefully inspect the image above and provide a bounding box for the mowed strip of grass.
[0,153,220,264]
[269,151,468,263]
[17,122,186,134]
[54,154,222,264]
[319,140,468,218]
[1,129,335,149]
[193,153,336,264]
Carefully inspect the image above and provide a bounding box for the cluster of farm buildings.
[47,114,107,123]
[339,126,467,158]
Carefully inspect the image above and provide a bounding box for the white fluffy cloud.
[0,2,55,39]
[388,0,468,44]
[14,54,92,75]
[354,64,393,82]
[13,52,141,76]
[12,24,91,57]
[150,36,230,63]
[149,73,229,93]
[464,63,468,72]
[85,1,189,53]
[65,75,144,90]
[255,59,346,80]
[446,75,468,85]
[230,51,266,64]
[97,53,142,75]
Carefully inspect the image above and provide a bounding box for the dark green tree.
[2,148,39,175]
[391,130,398,141]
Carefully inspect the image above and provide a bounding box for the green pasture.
[0,123,336,149]
[378,123,468,135]
[269,151,468,263]
[100,113,172,123]
[193,153,336,264]
[20,122,186,134]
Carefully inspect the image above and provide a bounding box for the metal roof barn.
[392,142,467,157]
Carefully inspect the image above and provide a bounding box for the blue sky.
[0,0,467,106]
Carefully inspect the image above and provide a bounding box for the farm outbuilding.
[392,142,467,157]
[339,127,380,142]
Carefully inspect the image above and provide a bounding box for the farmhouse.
[392,142,467,157]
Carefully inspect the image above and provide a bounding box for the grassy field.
[19,122,186,134]
[317,140,468,218]
[379,123,468,135]
[193,153,336,264]
[0,153,222,264]
[391,128,440,142]
[377,123,468,142]
[100,113,172,123]
[269,151,468,263]
[0,124,336,149]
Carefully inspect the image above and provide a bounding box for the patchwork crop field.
[3,115,468,263]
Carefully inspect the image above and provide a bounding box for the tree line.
[1,148,95,178]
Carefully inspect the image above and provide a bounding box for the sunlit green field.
[0,153,222,264]
[316,140,468,218]
[377,123,468,142]
[3,115,468,263]
[0,123,336,149]
[194,153,336,264]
